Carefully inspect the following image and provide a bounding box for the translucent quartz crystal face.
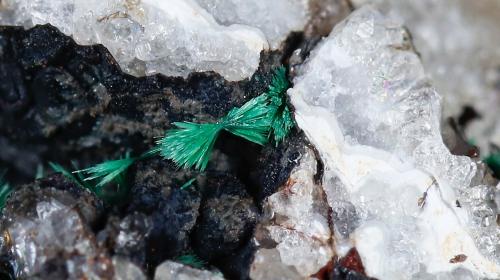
[0,0,308,81]
[9,199,102,277]
[353,0,500,153]
[290,6,500,279]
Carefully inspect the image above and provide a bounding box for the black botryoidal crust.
[0,24,312,279]
[0,24,283,182]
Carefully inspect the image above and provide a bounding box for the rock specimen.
[0,23,284,181]
[353,0,500,154]
[0,0,311,81]
[1,0,498,279]
[289,6,500,279]
[0,21,313,278]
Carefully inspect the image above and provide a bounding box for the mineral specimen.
[0,0,310,81]
[0,23,285,180]
[289,6,500,279]
[1,0,498,279]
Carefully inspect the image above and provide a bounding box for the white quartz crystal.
[0,0,310,81]
[113,257,147,280]
[289,6,500,279]
[9,198,109,278]
[352,0,500,154]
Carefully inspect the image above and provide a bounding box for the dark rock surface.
[0,23,315,279]
[249,130,306,202]
[128,168,202,271]
[192,174,258,278]
[0,24,283,183]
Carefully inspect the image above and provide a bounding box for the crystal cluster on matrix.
[289,6,500,279]
[0,0,309,81]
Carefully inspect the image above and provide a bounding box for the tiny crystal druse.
[289,7,500,279]
[0,0,308,81]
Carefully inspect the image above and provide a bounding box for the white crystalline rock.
[113,256,147,280]
[250,249,303,280]
[352,0,500,153]
[195,0,309,49]
[0,0,310,81]
[154,261,224,280]
[250,148,333,279]
[289,6,500,279]
[9,198,105,277]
